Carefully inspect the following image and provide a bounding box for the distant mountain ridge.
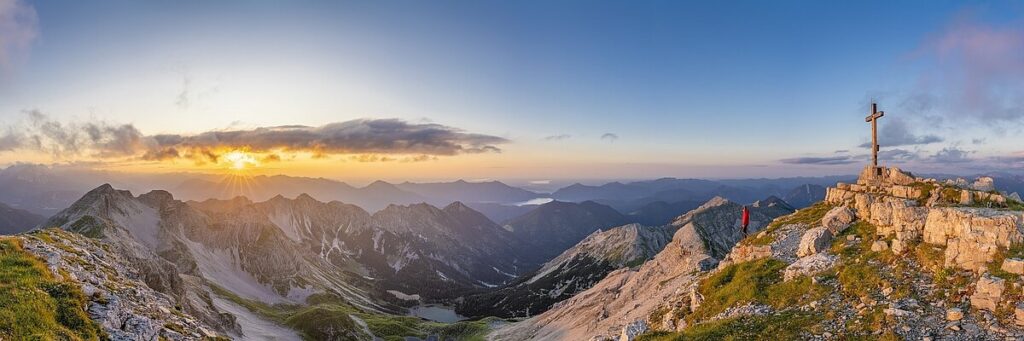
[0,201,46,234]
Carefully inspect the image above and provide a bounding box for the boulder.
[887,167,916,186]
[821,206,855,233]
[946,308,964,321]
[870,240,888,252]
[1002,258,1024,275]
[970,275,1005,312]
[784,253,837,281]
[797,227,833,257]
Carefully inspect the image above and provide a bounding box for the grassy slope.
[0,237,104,340]
[210,285,490,341]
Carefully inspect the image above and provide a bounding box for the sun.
[223,150,258,170]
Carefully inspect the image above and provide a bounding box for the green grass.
[636,311,817,341]
[0,237,104,341]
[985,243,1024,281]
[747,202,834,246]
[68,216,105,239]
[829,221,897,299]
[211,284,492,341]
[686,258,827,323]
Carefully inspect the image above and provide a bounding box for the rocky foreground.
[492,166,1024,340]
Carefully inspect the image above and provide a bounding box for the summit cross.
[865,102,884,172]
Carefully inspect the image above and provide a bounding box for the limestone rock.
[870,240,888,252]
[619,320,647,341]
[923,208,1024,271]
[821,206,855,233]
[689,286,703,312]
[784,253,837,281]
[891,239,906,254]
[960,190,974,205]
[797,227,833,257]
[1002,258,1024,275]
[1016,304,1024,326]
[972,176,995,192]
[970,275,1005,312]
[946,308,963,321]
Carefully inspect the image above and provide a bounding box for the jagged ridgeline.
[491,166,1024,341]
[25,184,546,340]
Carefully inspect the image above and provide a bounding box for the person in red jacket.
[741,206,750,236]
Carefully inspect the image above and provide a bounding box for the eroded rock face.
[826,167,1024,272]
[970,275,1005,312]
[923,208,1024,271]
[797,227,832,257]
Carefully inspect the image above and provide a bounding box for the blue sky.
[0,1,1023,180]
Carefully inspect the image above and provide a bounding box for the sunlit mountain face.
[3,1,1024,340]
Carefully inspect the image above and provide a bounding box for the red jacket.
[741,206,750,230]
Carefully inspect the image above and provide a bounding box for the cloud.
[971,138,986,145]
[926,147,973,163]
[0,112,509,163]
[0,0,37,72]
[6,110,150,158]
[779,156,857,165]
[904,14,1024,126]
[878,148,919,162]
[162,119,508,155]
[834,149,849,154]
[600,133,619,142]
[543,134,571,141]
[858,118,942,148]
[175,76,191,109]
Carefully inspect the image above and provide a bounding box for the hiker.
[741,205,750,236]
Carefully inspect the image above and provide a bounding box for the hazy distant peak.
[138,190,175,209]
[443,201,470,212]
[700,196,731,208]
[295,193,318,203]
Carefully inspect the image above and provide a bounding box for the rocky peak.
[752,196,793,210]
[138,190,175,210]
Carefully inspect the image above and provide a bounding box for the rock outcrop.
[797,226,833,257]
[825,166,1024,271]
[969,275,1005,312]
[19,229,230,340]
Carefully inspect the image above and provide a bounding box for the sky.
[1,0,1023,182]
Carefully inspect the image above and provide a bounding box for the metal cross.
[865,102,884,171]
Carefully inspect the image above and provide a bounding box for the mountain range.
[0,164,853,226]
